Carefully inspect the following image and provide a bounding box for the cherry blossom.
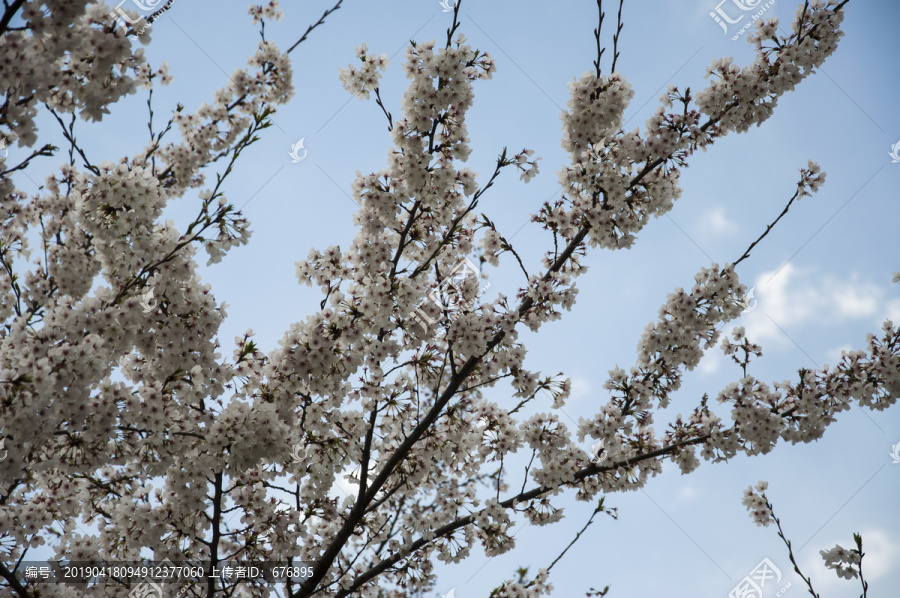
[0,1,894,597]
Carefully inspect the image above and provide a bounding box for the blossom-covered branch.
[2,2,896,598]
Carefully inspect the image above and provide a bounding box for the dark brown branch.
[765,495,821,598]
[287,0,344,55]
[445,0,462,48]
[732,186,802,269]
[0,561,31,598]
[528,498,612,586]
[299,91,744,597]
[331,434,711,597]
[0,0,25,36]
[206,472,224,598]
[592,0,605,78]
[0,143,56,177]
[610,0,624,73]
[373,87,393,131]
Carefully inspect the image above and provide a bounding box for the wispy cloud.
[677,484,698,502]
[569,376,592,401]
[800,528,900,593]
[697,348,722,376]
[697,205,739,237]
[739,265,895,345]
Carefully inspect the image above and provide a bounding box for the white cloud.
[860,528,900,580]
[738,265,893,346]
[685,1,719,25]
[698,206,738,237]
[739,264,821,343]
[885,298,900,323]
[569,376,592,401]
[800,528,900,593]
[697,348,722,376]
[676,484,698,502]
[832,284,880,318]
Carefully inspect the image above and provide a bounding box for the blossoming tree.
[0,0,896,597]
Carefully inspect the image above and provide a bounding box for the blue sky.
[11,0,900,596]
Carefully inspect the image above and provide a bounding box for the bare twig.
[527,497,616,587]
[445,0,462,48]
[611,0,624,73]
[592,0,605,78]
[373,87,393,131]
[287,0,344,55]
[732,186,802,269]
[854,533,869,598]
[764,495,821,598]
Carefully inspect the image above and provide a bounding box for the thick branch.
[332,434,710,597]
[0,0,25,36]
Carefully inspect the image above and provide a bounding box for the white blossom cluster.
[490,568,553,598]
[540,0,845,258]
[576,263,748,483]
[0,1,149,148]
[338,43,389,100]
[819,543,862,579]
[743,487,870,586]
[721,327,763,373]
[248,0,283,24]
[0,0,304,594]
[740,481,774,527]
[1,1,895,597]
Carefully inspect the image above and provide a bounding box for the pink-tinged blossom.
[741,481,774,527]
[820,543,862,579]
[1,2,895,597]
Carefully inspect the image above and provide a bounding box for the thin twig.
[765,495,820,598]
[854,533,868,598]
[287,0,344,55]
[526,498,614,587]
[592,0,605,78]
[610,0,624,73]
[732,187,802,269]
[445,0,462,48]
[373,87,393,131]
